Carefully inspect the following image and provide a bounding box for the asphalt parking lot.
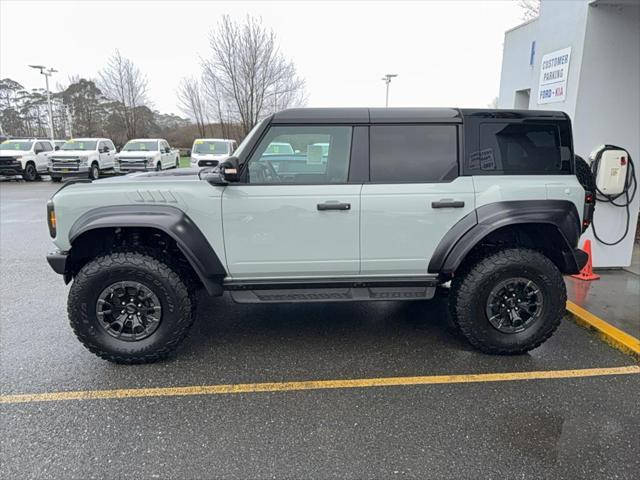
[1,180,639,479]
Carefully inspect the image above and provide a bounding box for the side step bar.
[225,276,438,304]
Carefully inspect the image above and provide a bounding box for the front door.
[360,124,476,275]
[222,125,360,279]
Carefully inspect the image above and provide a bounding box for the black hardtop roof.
[271,108,567,124]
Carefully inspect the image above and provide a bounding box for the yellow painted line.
[566,301,640,359]
[1,366,638,405]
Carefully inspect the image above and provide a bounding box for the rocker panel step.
[230,286,436,304]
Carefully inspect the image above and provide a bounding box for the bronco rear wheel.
[68,251,195,364]
[449,248,565,354]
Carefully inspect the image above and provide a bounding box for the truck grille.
[50,159,80,171]
[0,156,19,163]
[119,159,149,171]
[0,157,22,175]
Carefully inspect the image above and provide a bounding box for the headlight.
[15,156,22,161]
[79,156,88,166]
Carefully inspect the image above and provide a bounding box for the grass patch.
[179,156,191,168]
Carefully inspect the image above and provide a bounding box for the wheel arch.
[428,200,585,278]
[67,205,226,295]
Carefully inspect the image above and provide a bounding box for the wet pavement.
[1,180,639,479]
[566,270,640,337]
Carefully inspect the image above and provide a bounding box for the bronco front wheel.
[68,251,195,364]
[449,248,566,354]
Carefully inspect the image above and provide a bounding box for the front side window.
[245,126,352,184]
[370,125,458,182]
[61,140,97,151]
[39,141,53,152]
[471,122,570,174]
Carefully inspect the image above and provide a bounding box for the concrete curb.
[566,301,640,360]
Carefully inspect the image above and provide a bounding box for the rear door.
[222,124,361,278]
[360,124,475,275]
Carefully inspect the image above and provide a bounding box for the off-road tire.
[89,163,99,180]
[68,251,196,364]
[22,163,37,181]
[449,248,565,354]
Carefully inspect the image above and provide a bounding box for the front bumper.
[0,162,24,176]
[117,162,151,173]
[47,250,68,275]
[49,163,89,176]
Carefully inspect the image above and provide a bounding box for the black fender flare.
[428,200,583,277]
[69,205,226,295]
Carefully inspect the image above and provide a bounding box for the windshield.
[193,140,230,155]
[264,142,294,155]
[1,141,33,151]
[61,140,97,151]
[122,141,159,152]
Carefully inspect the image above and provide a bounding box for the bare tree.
[202,15,306,137]
[518,0,540,21]
[98,50,149,139]
[177,77,209,137]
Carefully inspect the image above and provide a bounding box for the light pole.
[29,65,58,141]
[381,73,398,107]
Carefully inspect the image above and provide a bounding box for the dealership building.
[498,0,639,267]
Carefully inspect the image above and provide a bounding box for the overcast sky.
[1,0,524,116]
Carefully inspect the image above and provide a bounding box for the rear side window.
[471,122,571,174]
[370,125,458,182]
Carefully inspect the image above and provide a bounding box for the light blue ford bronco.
[46,108,593,364]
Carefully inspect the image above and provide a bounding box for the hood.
[95,167,202,183]
[0,149,29,156]
[116,151,159,159]
[191,153,229,160]
[52,150,94,157]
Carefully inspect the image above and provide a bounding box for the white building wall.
[573,2,640,266]
[498,0,640,267]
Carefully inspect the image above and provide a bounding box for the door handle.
[317,201,351,211]
[431,199,465,209]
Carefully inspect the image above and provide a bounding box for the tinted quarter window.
[472,122,570,174]
[370,125,458,182]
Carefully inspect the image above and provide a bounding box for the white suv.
[190,138,237,167]
[0,138,54,181]
[49,138,116,182]
[115,138,180,173]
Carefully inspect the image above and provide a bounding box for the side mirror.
[220,156,240,182]
[54,145,60,151]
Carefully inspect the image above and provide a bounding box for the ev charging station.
[498,0,639,268]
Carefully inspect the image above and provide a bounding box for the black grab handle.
[431,200,465,209]
[317,202,351,211]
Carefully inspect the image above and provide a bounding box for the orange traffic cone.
[571,239,600,281]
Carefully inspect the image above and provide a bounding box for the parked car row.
[0,137,187,182]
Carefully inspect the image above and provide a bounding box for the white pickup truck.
[115,138,180,173]
[49,138,117,181]
[0,138,54,181]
